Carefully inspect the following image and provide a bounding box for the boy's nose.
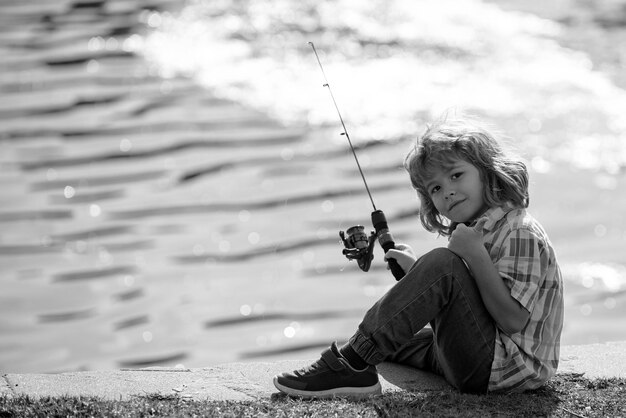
[444,190,456,199]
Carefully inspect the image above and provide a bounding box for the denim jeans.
[348,247,496,393]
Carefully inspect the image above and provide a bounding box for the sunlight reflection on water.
[141,0,626,170]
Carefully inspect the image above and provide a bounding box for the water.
[1,0,625,373]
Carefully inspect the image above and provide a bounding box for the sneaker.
[273,342,381,399]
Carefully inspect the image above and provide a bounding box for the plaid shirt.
[472,206,564,392]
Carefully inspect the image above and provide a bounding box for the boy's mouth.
[448,199,465,212]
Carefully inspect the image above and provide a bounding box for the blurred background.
[1,0,625,373]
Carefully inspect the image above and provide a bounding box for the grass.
[0,374,623,417]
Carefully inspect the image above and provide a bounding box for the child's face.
[424,159,488,224]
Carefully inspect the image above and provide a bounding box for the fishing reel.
[340,225,377,273]
[339,210,405,280]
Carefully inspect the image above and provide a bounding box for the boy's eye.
[451,172,463,180]
[430,185,440,195]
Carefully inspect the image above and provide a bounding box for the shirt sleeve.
[496,227,545,313]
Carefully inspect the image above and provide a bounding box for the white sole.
[273,376,382,399]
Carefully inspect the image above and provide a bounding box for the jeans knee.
[425,247,455,260]
[419,248,464,269]
[409,248,471,282]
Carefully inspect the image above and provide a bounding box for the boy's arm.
[448,224,530,335]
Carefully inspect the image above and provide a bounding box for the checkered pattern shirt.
[472,206,564,392]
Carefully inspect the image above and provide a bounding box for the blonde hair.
[404,116,529,236]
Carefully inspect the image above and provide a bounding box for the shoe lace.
[294,357,329,377]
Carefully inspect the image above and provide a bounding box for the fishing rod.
[308,42,405,280]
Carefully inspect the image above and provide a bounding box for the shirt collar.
[469,205,513,233]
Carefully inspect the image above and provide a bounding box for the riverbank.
[1,341,625,417]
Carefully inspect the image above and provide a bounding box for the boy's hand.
[447,224,485,262]
[384,243,417,273]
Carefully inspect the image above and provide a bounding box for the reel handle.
[371,210,405,280]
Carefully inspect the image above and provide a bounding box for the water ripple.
[176,237,335,264]
[111,182,406,220]
[49,188,124,204]
[117,352,188,369]
[0,210,73,222]
[239,341,346,359]
[205,308,364,328]
[38,308,97,323]
[53,265,137,282]
[114,315,150,330]
[179,137,404,183]
[0,244,63,255]
[50,225,133,242]
[20,131,304,170]
[112,288,145,302]
[30,170,167,191]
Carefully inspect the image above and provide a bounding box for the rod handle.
[371,210,405,280]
